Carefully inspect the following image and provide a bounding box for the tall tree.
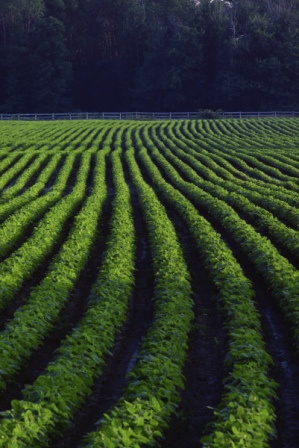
[4,16,72,112]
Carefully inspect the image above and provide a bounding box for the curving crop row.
[179,120,299,188]
[146,133,299,262]
[133,137,277,447]
[0,153,76,259]
[81,138,194,447]
[143,139,299,349]
[0,148,108,391]
[0,146,136,447]
[178,121,251,181]
[0,153,36,193]
[0,153,21,175]
[0,152,91,311]
[214,143,299,184]
[189,120,299,189]
[0,154,62,222]
[172,121,298,191]
[0,153,49,201]
[175,122,299,204]
[149,128,299,230]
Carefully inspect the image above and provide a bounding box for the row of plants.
[152,126,299,230]
[0,146,136,447]
[213,137,299,183]
[145,138,299,350]
[178,121,299,191]
[0,148,108,392]
[133,134,277,447]
[0,152,91,311]
[165,122,236,182]
[79,128,194,446]
[178,144,299,207]
[210,120,279,150]
[214,122,299,187]
[190,123,296,184]
[6,121,95,153]
[160,121,271,186]
[0,120,107,155]
[148,129,299,261]
[0,153,36,193]
[190,120,299,189]
[236,149,299,179]
[0,153,77,260]
[0,154,49,201]
[0,153,21,176]
[0,153,63,223]
[222,119,296,152]
[202,119,289,153]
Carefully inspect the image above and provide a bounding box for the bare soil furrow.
[218,234,299,448]
[41,154,67,195]
[159,208,226,448]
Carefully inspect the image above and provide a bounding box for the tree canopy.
[0,0,298,112]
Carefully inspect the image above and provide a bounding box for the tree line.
[0,0,298,113]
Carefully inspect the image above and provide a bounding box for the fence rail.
[0,111,298,121]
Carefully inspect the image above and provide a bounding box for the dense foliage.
[0,0,299,113]
[0,118,298,447]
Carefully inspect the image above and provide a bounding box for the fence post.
[86,112,89,120]
[35,115,37,121]
[239,111,242,119]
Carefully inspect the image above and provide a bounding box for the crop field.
[0,118,298,447]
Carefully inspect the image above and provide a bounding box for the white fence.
[0,111,298,121]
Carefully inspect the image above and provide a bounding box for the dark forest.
[0,0,299,113]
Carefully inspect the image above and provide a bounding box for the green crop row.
[0,153,76,261]
[0,154,21,176]
[162,121,299,202]
[133,134,277,447]
[0,146,136,447]
[0,153,36,193]
[81,135,193,447]
[0,152,90,311]
[151,127,299,230]
[0,154,49,201]
[146,132,299,262]
[0,153,62,223]
[146,139,299,349]
[0,149,108,391]
[178,120,299,192]
[190,120,299,190]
